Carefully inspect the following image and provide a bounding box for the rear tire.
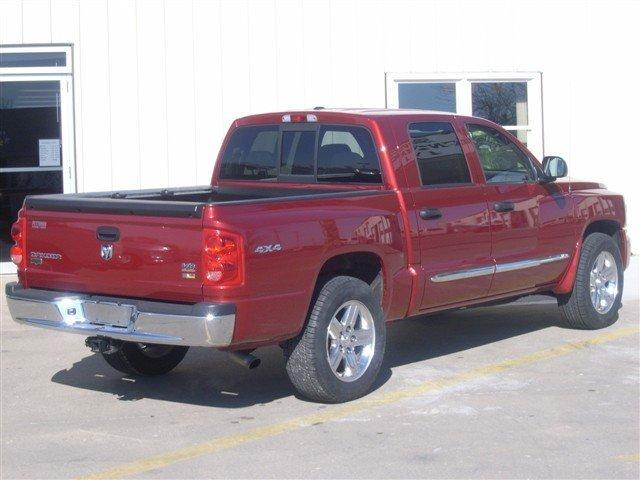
[101,342,189,376]
[284,276,386,403]
[558,233,623,330]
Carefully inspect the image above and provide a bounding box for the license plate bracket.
[82,301,134,328]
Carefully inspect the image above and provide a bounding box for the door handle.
[96,226,120,242]
[419,208,443,220]
[494,201,515,213]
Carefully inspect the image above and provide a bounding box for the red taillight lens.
[10,216,25,267]
[203,230,243,285]
[10,245,23,265]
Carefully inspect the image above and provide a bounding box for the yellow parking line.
[614,453,640,462]
[78,325,639,480]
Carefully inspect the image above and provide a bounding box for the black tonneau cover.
[24,185,379,218]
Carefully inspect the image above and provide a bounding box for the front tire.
[558,232,624,329]
[284,276,386,403]
[101,342,189,376]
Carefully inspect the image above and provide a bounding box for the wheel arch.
[554,218,624,295]
[581,218,627,266]
[582,219,622,241]
[315,251,384,297]
[283,249,386,347]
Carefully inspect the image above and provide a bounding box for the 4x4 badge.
[100,244,113,261]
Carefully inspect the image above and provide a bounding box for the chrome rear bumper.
[5,282,235,347]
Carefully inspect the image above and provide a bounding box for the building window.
[0,46,72,74]
[471,82,529,145]
[0,51,67,68]
[387,72,543,159]
[398,83,456,113]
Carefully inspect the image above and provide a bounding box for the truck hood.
[555,179,606,192]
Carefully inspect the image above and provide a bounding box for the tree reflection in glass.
[472,82,528,126]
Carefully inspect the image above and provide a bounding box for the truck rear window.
[219,124,382,184]
[317,126,381,183]
[219,126,279,180]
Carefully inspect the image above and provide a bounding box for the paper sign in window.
[38,139,61,167]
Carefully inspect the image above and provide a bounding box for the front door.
[0,62,75,273]
[464,121,570,295]
[399,120,493,310]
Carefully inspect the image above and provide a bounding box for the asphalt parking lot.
[1,259,638,480]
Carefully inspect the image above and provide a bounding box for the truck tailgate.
[22,210,204,302]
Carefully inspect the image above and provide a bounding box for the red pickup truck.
[7,109,630,402]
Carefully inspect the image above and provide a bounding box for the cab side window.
[466,123,535,183]
[408,122,471,186]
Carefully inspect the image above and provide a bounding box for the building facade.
[0,0,638,270]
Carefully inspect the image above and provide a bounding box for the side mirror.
[541,156,568,181]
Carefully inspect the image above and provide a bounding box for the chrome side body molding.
[494,253,570,273]
[431,253,570,283]
[430,265,495,283]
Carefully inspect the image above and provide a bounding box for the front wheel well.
[583,219,623,251]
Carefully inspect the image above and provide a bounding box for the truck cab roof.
[235,108,460,126]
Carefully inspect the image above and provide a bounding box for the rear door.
[23,210,204,302]
[401,120,493,309]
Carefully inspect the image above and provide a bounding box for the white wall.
[1,0,638,238]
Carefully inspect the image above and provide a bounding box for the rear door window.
[317,126,381,183]
[219,126,278,180]
[408,122,472,186]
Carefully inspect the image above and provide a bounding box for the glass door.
[0,75,75,272]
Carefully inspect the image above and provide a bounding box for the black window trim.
[279,123,318,181]
[465,122,541,185]
[406,121,476,189]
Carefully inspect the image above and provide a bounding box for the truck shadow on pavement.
[51,297,561,408]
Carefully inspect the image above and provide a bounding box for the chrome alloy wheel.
[589,251,619,314]
[326,300,376,382]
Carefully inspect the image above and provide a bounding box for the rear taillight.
[10,213,26,267]
[202,229,243,286]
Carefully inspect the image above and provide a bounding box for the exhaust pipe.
[229,350,260,369]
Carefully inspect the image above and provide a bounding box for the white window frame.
[385,72,544,160]
[0,45,72,75]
